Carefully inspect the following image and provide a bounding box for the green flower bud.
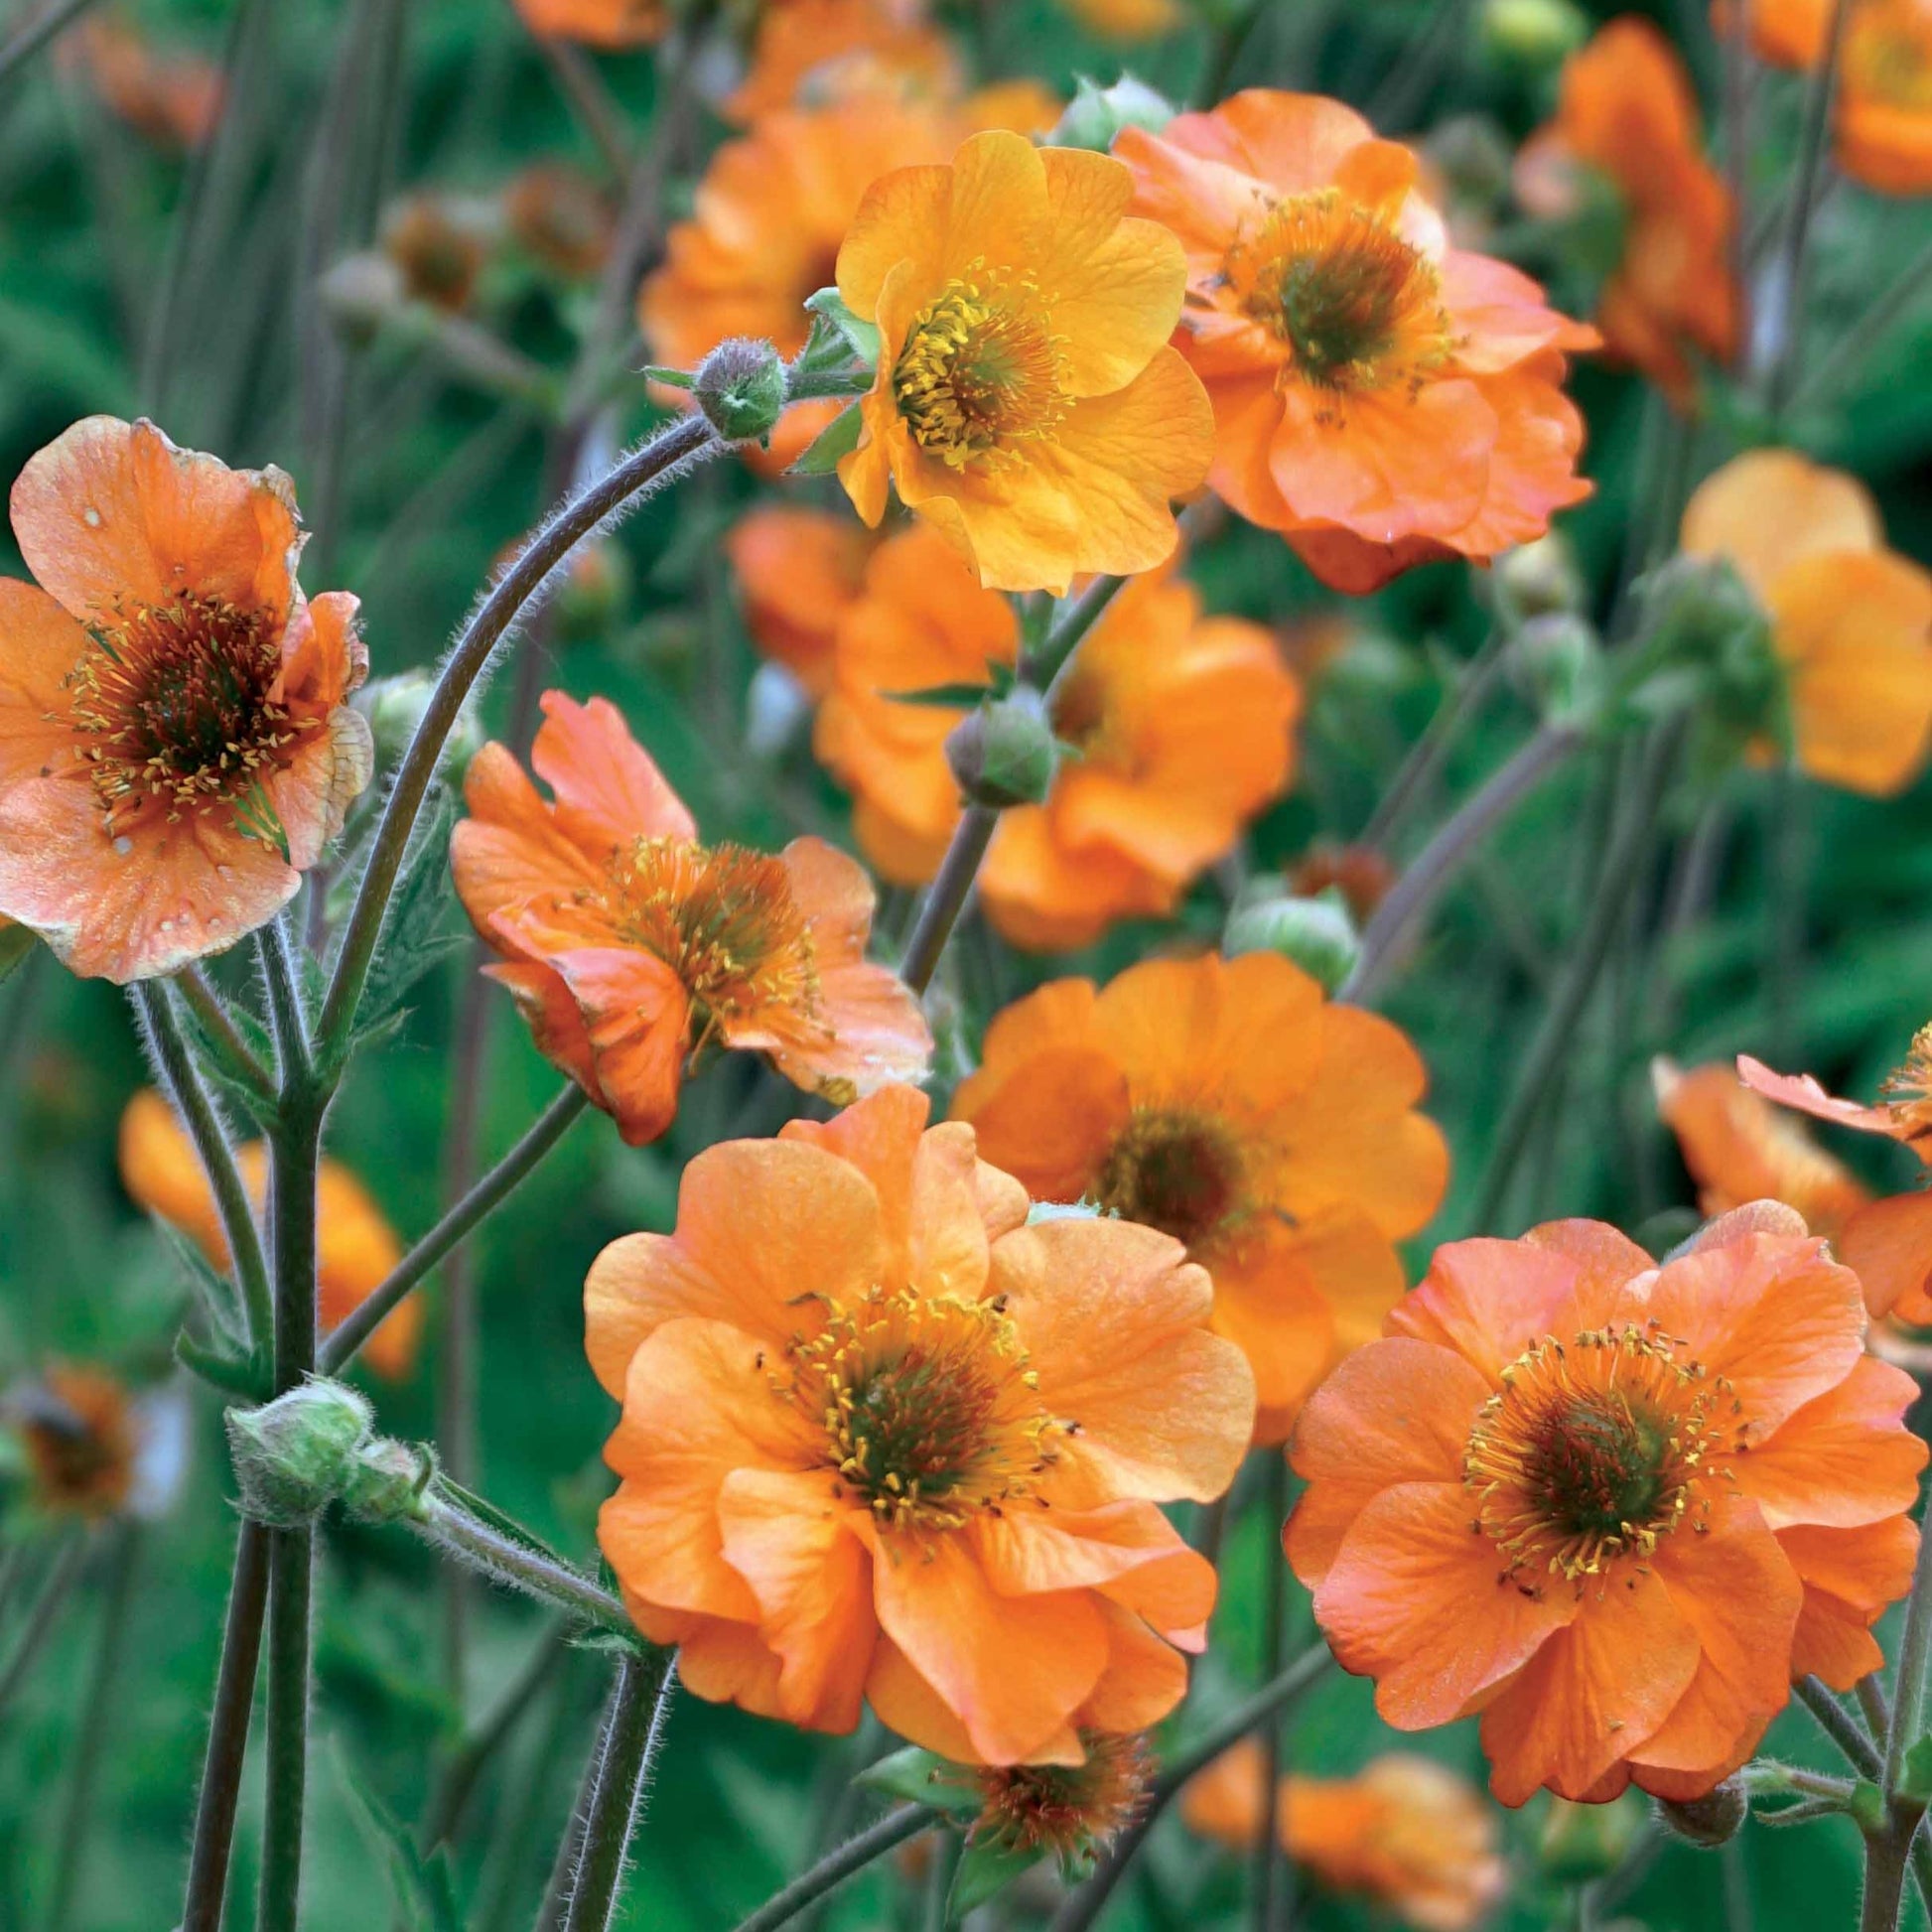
[1512,613,1604,728]
[1656,1777,1748,1850]
[1634,554,1783,748]
[947,690,1058,809]
[319,252,409,347]
[1481,0,1589,66]
[1049,74,1176,152]
[1225,885,1361,995]
[225,1380,374,1528]
[694,337,788,444]
[339,1436,436,1526]
[1497,530,1587,620]
[353,671,484,778]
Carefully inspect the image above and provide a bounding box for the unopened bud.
[555,539,632,643]
[225,1380,374,1527]
[1656,1775,1749,1850]
[1049,73,1175,151]
[1539,1791,1648,1882]
[1225,885,1361,995]
[1512,613,1603,727]
[1638,554,1781,741]
[320,252,408,347]
[694,337,788,444]
[1497,530,1586,619]
[353,671,483,778]
[1481,0,1589,65]
[947,690,1057,809]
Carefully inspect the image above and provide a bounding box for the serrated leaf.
[0,921,36,987]
[331,1739,462,1932]
[860,1747,977,1815]
[948,1837,1045,1918]
[787,401,863,476]
[352,787,462,1043]
[803,287,881,365]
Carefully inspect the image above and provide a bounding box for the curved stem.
[898,806,999,998]
[1798,1676,1882,1780]
[137,983,272,1348]
[559,1650,677,1932]
[181,1519,272,1932]
[321,1084,587,1372]
[1358,627,1510,854]
[317,413,720,1067]
[729,1809,932,1932]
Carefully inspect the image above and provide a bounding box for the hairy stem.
[559,1650,677,1932]
[1797,1675,1882,1780]
[1885,1503,1932,1795]
[257,1529,314,1932]
[178,967,275,1107]
[729,1809,933,1932]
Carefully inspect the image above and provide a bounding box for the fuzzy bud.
[225,1380,375,1528]
[1225,885,1361,995]
[1049,73,1175,151]
[947,690,1057,809]
[693,337,788,444]
[320,252,409,348]
[1496,530,1587,619]
[353,670,484,777]
[1512,613,1604,727]
[1481,0,1589,66]
[1636,554,1782,747]
[1655,1776,1749,1850]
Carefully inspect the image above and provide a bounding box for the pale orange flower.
[1839,0,1932,194]
[836,129,1211,594]
[451,690,929,1146]
[725,0,959,122]
[1730,1032,1932,1322]
[812,527,1301,948]
[639,101,957,471]
[0,417,372,983]
[587,1082,1254,1761]
[117,1089,419,1378]
[9,1366,141,1518]
[1182,1741,1508,1932]
[513,0,663,47]
[1059,0,1182,36]
[1516,19,1737,405]
[725,505,877,699]
[1119,91,1595,595]
[1289,1209,1926,1802]
[952,953,1448,1442]
[502,165,617,280]
[379,193,496,313]
[1681,449,1932,795]
[65,15,222,148]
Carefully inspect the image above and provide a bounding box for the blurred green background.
[3,0,1932,1925]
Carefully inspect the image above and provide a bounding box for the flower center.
[65,595,302,840]
[972,1731,1153,1861]
[892,268,1070,468]
[1883,1024,1932,1148]
[1849,16,1932,108]
[606,837,821,1048]
[1226,191,1450,397]
[776,1287,1062,1532]
[1093,1107,1246,1251]
[1463,1323,1739,1592]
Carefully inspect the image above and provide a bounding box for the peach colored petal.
[1841,1192,1932,1317]
[1386,1237,1581,1378]
[1681,450,1883,601]
[530,690,696,853]
[1739,1355,1925,1528]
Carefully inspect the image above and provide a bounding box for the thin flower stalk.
[558,1648,677,1932]
[729,1809,934,1932]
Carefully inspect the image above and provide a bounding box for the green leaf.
[331,1740,462,1932]
[948,1838,1046,1918]
[803,287,881,366]
[352,786,465,1046]
[0,921,36,987]
[786,401,863,476]
[860,1747,978,1816]
[642,364,695,389]
[155,1220,249,1350]
[877,682,998,711]
[175,1330,272,1403]
[1900,1733,1932,1806]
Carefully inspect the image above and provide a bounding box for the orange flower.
[8,1366,142,1518]
[451,690,929,1146]
[1182,1741,1507,1932]
[725,505,877,700]
[1728,1033,1932,1321]
[117,1089,420,1378]
[586,1082,1254,1761]
[1839,0,1932,194]
[512,0,663,47]
[65,15,222,148]
[836,129,1211,594]
[1727,0,1835,67]
[1119,91,1595,595]
[1059,0,1182,37]
[1681,449,1932,796]
[0,417,372,983]
[380,193,495,313]
[725,0,959,122]
[1288,1209,1927,1802]
[813,528,1301,948]
[952,953,1448,1442]
[502,165,617,280]
[639,101,956,471]
[1516,20,1737,405]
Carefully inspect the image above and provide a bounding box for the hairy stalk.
[0,1531,86,1722]
[178,967,276,1107]
[1863,1827,1913,1932]
[42,1524,140,1932]
[559,1651,677,1932]
[0,0,101,85]
[730,1810,933,1932]
[1358,626,1510,853]
[257,1529,314,1932]
[1798,1676,1882,1780]
[136,982,272,1347]
[1342,724,1583,1006]
[1884,1507,1932,1795]
[181,1519,272,1932]
[318,412,720,1066]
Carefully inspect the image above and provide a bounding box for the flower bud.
[554,538,632,644]
[339,1434,436,1525]
[320,252,408,348]
[1636,554,1782,745]
[1481,0,1588,66]
[1225,884,1361,995]
[693,337,788,444]
[946,689,1057,809]
[1497,530,1586,619]
[1049,73,1175,152]
[225,1380,375,1528]
[1655,1775,1749,1850]
[1512,613,1604,727]
[1538,1791,1648,1883]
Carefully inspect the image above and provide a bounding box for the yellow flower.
[835,129,1212,594]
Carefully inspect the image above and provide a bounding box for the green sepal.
[883,661,1016,709]
[1850,1779,1889,1835]
[643,365,695,389]
[948,1837,1047,1918]
[803,287,881,366]
[175,1330,272,1403]
[786,401,864,476]
[860,1746,978,1816]
[1899,1733,1932,1807]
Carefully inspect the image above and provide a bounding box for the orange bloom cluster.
[118,1089,420,1379]
[836,130,1212,593]
[1182,1740,1507,1932]
[0,417,371,984]
[1681,450,1932,796]
[1289,1211,1925,1802]
[726,505,877,699]
[953,953,1448,1443]
[1119,91,1596,593]
[512,0,663,48]
[586,1083,1255,1761]
[64,15,223,149]
[811,527,1301,949]
[452,691,929,1146]
[1517,18,1738,405]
